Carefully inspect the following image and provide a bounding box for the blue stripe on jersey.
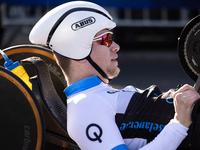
[111,144,128,150]
[64,75,102,98]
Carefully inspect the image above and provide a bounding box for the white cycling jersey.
[64,75,188,150]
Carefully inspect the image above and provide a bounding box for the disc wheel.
[0,66,45,149]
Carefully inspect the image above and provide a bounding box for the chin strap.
[86,55,111,81]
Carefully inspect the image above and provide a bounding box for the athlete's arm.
[67,94,127,150]
[139,119,188,150]
[140,84,199,150]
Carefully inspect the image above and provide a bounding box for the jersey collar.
[64,75,102,98]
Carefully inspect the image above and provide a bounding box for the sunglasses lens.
[97,33,112,47]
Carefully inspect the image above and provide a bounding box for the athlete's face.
[91,29,120,79]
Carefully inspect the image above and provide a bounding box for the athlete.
[29,1,200,150]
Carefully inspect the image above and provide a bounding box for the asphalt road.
[110,51,194,92]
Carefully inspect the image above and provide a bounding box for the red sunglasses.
[93,31,113,47]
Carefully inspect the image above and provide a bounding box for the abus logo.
[71,17,96,31]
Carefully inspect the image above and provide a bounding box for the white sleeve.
[139,119,188,150]
[67,94,128,150]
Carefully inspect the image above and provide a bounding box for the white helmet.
[29,1,116,60]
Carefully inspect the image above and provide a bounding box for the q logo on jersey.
[71,17,96,31]
[86,123,103,143]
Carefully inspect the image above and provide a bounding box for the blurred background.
[0,0,199,91]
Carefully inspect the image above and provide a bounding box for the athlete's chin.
[108,67,120,79]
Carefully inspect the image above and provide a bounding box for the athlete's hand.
[173,84,200,127]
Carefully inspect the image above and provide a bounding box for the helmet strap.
[86,55,111,81]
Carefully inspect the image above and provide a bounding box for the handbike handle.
[192,74,200,122]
